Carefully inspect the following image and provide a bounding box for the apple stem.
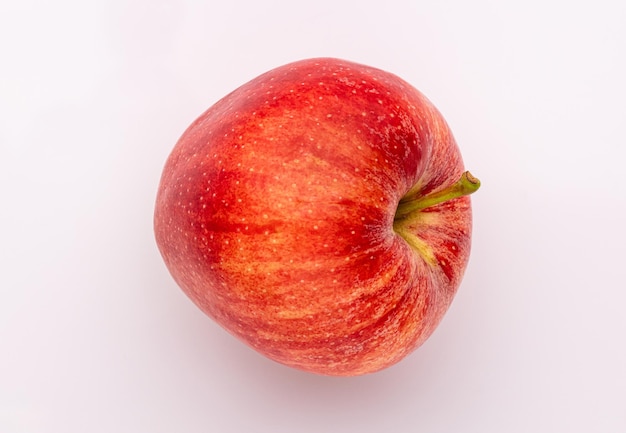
[394,171,480,220]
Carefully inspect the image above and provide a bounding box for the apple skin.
[154,58,474,376]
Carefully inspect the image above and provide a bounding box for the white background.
[1,0,625,432]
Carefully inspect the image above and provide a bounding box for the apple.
[154,58,480,376]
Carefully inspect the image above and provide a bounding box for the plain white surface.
[2,0,625,431]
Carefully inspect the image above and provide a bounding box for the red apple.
[154,58,480,376]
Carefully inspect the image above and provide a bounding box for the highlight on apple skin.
[154,58,480,376]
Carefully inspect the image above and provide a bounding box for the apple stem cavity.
[394,171,481,221]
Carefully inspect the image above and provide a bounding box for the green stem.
[395,171,480,221]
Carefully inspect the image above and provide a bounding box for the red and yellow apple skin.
[154,58,477,376]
